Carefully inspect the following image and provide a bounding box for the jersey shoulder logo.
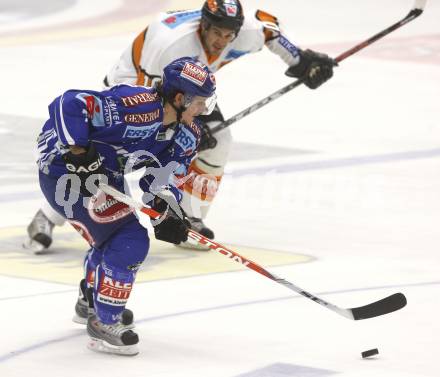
[85,96,99,118]
[162,10,201,29]
[76,93,106,127]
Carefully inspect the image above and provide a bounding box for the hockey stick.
[211,0,427,134]
[99,183,407,320]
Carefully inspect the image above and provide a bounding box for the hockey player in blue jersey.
[26,0,336,253]
[37,57,217,355]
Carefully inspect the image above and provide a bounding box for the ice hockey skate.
[176,216,214,251]
[87,314,139,356]
[23,209,54,254]
[73,279,134,327]
[72,279,92,324]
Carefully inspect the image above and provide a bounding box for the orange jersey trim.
[255,10,279,42]
[132,27,148,85]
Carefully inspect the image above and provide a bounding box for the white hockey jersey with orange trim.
[105,9,301,87]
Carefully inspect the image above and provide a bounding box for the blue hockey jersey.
[37,84,201,202]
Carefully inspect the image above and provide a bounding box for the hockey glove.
[285,49,336,89]
[62,143,106,196]
[151,197,189,244]
[198,121,218,152]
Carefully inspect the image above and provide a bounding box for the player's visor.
[184,93,217,115]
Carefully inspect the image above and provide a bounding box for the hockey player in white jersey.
[25,0,335,252]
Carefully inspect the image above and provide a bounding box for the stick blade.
[351,293,407,320]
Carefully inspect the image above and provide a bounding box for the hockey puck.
[361,348,379,358]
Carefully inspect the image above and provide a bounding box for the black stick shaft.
[211,7,424,135]
[335,8,423,62]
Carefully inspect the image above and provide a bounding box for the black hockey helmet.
[201,0,244,35]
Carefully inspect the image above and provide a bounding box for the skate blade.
[175,241,210,251]
[87,337,139,356]
[22,239,47,255]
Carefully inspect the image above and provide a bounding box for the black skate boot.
[176,217,214,251]
[187,217,214,239]
[87,315,139,356]
[24,209,54,254]
[72,279,89,324]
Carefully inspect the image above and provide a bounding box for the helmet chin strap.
[170,101,185,123]
[161,90,186,124]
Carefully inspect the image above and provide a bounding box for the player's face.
[201,25,236,55]
[181,95,216,124]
